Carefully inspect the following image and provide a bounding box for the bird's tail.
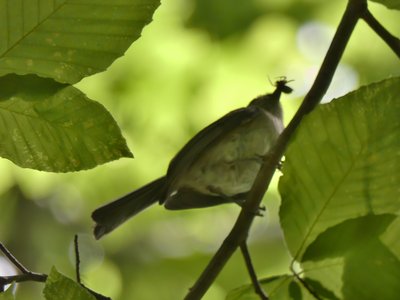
[92,177,166,239]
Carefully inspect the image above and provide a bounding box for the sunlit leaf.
[369,0,400,9]
[226,275,316,300]
[43,267,95,300]
[279,77,400,260]
[302,257,345,299]
[0,74,132,172]
[0,0,161,84]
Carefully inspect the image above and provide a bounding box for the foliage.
[280,77,400,260]
[228,77,400,299]
[0,74,132,171]
[0,0,160,84]
[0,0,399,299]
[43,268,95,300]
[0,0,161,171]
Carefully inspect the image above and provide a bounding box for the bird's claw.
[254,205,266,216]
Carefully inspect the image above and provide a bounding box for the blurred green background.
[0,0,399,299]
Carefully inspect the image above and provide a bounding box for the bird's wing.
[165,106,262,187]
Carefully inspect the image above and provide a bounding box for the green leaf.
[342,239,400,300]
[0,74,133,172]
[302,278,340,300]
[301,215,400,300]
[0,0,161,84]
[43,267,96,300]
[301,258,344,300]
[369,0,400,9]
[279,77,400,260]
[226,275,316,300]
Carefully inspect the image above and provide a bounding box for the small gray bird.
[92,79,292,239]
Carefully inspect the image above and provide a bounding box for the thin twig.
[361,9,400,59]
[240,242,268,300]
[0,242,30,274]
[74,235,81,284]
[0,273,47,284]
[184,0,366,299]
[0,240,110,299]
[72,235,111,300]
[0,242,48,286]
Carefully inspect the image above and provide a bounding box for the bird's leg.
[254,206,265,217]
[257,154,283,170]
[234,198,266,217]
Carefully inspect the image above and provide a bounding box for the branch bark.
[0,242,48,288]
[240,242,268,299]
[361,9,400,59]
[184,0,367,299]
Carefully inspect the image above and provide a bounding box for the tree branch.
[74,235,81,284]
[0,242,29,274]
[240,242,268,300]
[0,242,48,288]
[0,240,110,299]
[184,0,367,299]
[361,9,400,59]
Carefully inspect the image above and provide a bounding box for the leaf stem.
[361,9,400,59]
[184,0,366,299]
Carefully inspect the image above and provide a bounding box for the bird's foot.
[254,205,266,217]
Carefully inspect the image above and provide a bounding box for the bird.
[92,79,292,239]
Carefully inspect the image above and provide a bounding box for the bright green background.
[0,0,399,299]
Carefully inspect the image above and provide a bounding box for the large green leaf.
[0,74,132,172]
[301,215,400,300]
[279,77,400,260]
[369,0,400,9]
[43,267,96,300]
[0,0,160,84]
